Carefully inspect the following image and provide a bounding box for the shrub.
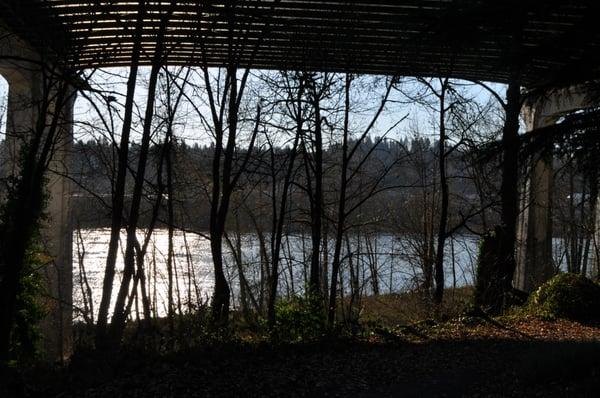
[528,273,600,321]
[271,295,325,343]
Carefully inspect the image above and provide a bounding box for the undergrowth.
[527,273,600,321]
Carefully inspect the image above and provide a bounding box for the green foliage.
[9,244,47,363]
[271,295,326,342]
[528,273,600,321]
[171,305,238,347]
[133,303,239,352]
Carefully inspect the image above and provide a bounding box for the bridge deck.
[0,1,599,86]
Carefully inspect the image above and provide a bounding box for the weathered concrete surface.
[516,86,596,292]
[40,91,74,362]
[0,23,73,361]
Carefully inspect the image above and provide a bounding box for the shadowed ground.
[4,317,600,397]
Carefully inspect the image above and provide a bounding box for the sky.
[0,67,508,147]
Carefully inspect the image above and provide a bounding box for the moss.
[528,273,600,321]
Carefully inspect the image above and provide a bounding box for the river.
[73,228,479,320]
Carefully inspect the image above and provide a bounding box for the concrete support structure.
[40,92,74,361]
[0,25,73,361]
[515,86,594,292]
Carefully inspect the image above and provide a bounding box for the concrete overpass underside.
[0,1,599,86]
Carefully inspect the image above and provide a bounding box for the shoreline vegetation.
[4,286,600,397]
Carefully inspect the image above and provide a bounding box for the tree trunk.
[434,79,449,305]
[497,70,522,309]
[309,95,324,297]
[95,30,143,348]
[267,75,303,327]
[107,56,163,347]
[328,74,351,326]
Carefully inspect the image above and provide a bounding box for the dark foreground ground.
[4,317,600,397]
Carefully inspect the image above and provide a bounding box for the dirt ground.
[4,317,600,397]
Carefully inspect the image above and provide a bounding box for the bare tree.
[327,74,395,325]
[95,3,147,348]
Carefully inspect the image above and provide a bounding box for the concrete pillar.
[514,105,555,292]
[40,90,75,362]
[3,68,39,179]
[515,86,593,292]
[1,56,74,361]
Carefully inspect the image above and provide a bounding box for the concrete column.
[514,106,555,292]
[1,64,74,361]
[3,68,39,179]
[515,86,593,292]
[40,89,75,362]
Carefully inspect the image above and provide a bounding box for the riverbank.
[4,315,600,397]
